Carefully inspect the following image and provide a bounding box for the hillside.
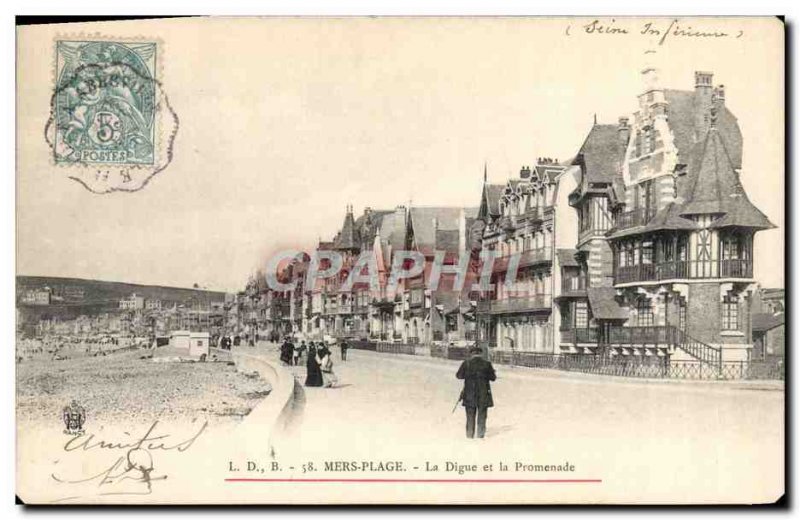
[16,275,228,320]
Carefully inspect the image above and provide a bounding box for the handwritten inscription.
[567,19,744,45]
[51,420,207,501]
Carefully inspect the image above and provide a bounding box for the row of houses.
[246,68,781,366]
[19,285,86,306]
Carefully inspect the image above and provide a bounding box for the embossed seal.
[62,399,86,435]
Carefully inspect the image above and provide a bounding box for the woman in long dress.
[318,345,339,388]
[304,344,324,387]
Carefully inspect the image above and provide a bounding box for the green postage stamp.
[48,39,177,193]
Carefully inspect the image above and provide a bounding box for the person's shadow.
[484,424,516,438]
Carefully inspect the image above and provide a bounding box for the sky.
[17,17,784,291]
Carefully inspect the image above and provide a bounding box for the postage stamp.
[46,38,178,194]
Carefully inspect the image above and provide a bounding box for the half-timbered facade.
[568,69,774,364]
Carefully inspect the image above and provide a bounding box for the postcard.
[16,16,785,504]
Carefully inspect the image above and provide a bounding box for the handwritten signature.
[52,448,167,496]
[51,420,207,500]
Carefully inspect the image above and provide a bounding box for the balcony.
[561,325,677,348]
[614,259,753,284]
[492,248,552,272]
[719,259,753,278]
[483,294,552,314]
[605,325,675,347]
[614,207,656,231]
[560,327,599,344]
[560,276,587,296]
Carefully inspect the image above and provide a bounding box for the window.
[721,232,751,263]
[621,241,635,267]
[580,201,591,232]
[641,241,654,265]
[560,302,572,330]
[575,301,589,329]
[722,293,739,331]
[636,298,654,327]
[677,297,687,331]
[662,237,674,262]
[677,236,688,261]
[644,127,652,153]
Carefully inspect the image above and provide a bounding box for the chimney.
[694,71,715,134]
[392,205,406,248]
[618,116,631,146]
[520,165,531,179]
[695,70,713,87]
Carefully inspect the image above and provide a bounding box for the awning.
[587,287,629,321]
[752,313,785,333]
[556,248,579,267]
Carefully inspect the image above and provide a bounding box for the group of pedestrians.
[278,337,344,388]
[282,337,496,439]
[303,342,339,388]
[279,337,306,366]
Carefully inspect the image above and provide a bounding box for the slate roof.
[334,211,359,250]
[664,89,742,169]
[573,124,625,185]
[482,184,505,218]
[679,123,774,230]
[376,211,407,268]
[556,248,580,267]
[587,287,629,320]
[752,313,785,332]
[409,207,478,249]
[353,210,392,246]
[435,229,460,251]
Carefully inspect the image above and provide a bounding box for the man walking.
[340,339,349,362]
[456,345,496,439]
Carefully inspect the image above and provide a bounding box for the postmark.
[45,38,178,194]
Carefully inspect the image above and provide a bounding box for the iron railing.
[560,327,599,344]
[615,206,656,230]
[719,259,754,278]
[484,294,552,314]
[614,259,753,284]
[488,351,784,381]
[492,248,552,272]
[561,276,587,294]
[376,342,416,355]
[672,328,722,368]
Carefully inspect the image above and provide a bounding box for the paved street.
[261,345,784,503]
[16,345,784,504]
